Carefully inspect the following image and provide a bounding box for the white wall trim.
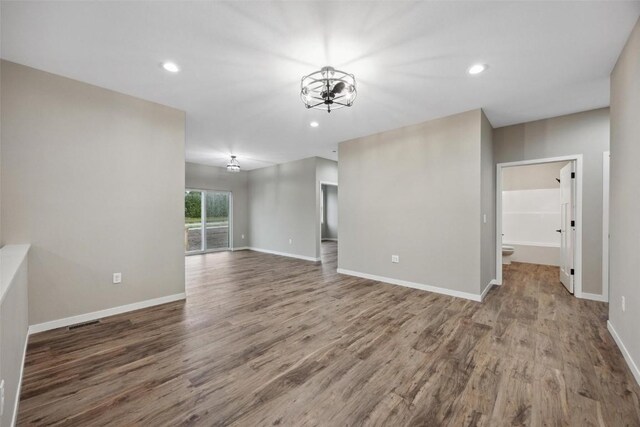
[608,321,640,386]
[602,151,610,303]
[496,154,583,294]
[336,268,483,302]
[10,330,29,427]
[248,247,321,262]
[481,279,498,301]
[580,292,608,302]
[28,293,186,334]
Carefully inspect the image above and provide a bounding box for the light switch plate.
[392,255,399,263]
[113,273,122,284]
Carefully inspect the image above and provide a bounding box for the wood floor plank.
[17,246,640,426]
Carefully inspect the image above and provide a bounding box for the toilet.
[502,246,515,265]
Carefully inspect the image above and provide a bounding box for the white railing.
[0,244,30,427]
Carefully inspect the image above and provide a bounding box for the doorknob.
[556,229,562,233]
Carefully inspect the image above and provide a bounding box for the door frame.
[602,151,610,303]
[318,181,338,260]
[496,154,583,297]
[185,188,233,255]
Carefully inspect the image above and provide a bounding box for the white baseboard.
[28,293,186,334]
[232,246,249,251]
[579,292,608,302]
[336,268,483,302]
[11,329,29,427]
[248,247,320,262]
[481,279,497,301]
[607,320,640,386]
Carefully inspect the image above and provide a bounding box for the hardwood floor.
[18,243,640,426]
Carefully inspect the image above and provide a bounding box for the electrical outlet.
[0,379,5,417]
[483,214,487,224]
[392,255,399,263]
[113,273,122,284]
[289,238,292,245]
[241,234,245,240]
[622,296,626,312]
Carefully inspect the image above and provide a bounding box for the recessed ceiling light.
[468,64,487,75]
[162,62,180,73]
[310,121,319,128]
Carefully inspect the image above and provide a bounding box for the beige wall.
[480,111,495,293]
[248,157,319,260]
[338,110,485,297]
[1,61,186,325]
[503,162,568,191]
[609,17,640,380]
[185,162,249,248]
[494,108,609,295]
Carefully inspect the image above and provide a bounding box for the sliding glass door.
[185,190,231,254]
[205,192,230,250]
[185,190,204,252]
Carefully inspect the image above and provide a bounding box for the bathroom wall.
[502,162,567,266]
[494,108,609,295]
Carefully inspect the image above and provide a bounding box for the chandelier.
[226,155,240,173]
[300,66,357,113]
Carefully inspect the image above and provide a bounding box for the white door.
[559,162,575,293]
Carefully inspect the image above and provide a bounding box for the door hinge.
[570,269,575,275]
[571,172,575,179]
[571,220,575,227]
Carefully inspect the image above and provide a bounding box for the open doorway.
[320,182,338,262]
[496,155,583,296]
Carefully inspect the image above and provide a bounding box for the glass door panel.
[185,190,203,252]
[206,192,230,250]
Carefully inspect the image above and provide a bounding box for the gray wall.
[503,162,568,191]
[338,110,484,297]
[493,108,610,295]
[1,61,186,325]
[248,157,318,260]
[0,10,3,247]
[480,111,495,293]
[609,17,640,378]
[185,162,249,248]
[322,185,338,240]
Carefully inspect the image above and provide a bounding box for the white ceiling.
[2,1,639,170]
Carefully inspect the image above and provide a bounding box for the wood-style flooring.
[18,242,640,426]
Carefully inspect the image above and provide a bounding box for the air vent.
[67,320,100,330]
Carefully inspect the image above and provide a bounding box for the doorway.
[319,182,338,262]
[496,155,583,296]
[185,189,232,254]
